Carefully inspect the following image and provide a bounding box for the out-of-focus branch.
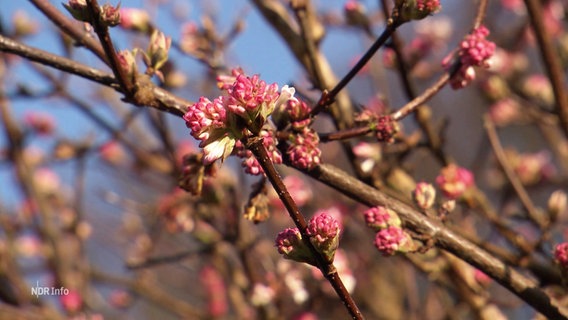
[250,0,354,129]
[379,0,448,165]
[303,163,568,320]
[29,0,108,64]
[0,35,117,87]
[484,115,547,229]
[0,35,191,117]
[523,0,568,139]
[90,269,204,319]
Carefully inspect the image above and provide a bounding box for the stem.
[86,0,134,94]
[246,137,364,320]
[310,21,399,117]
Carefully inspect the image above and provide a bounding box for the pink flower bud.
[435,164,475,199]
[374,115,398,143]
[306,213,341,263]
[374,226,415,256]
[60,289,82,313]
[120,8,150,32]
[145,30,171,71]
[287,128,321,170]
[363,206,401,230]
[200,266,228,317]
[396,0,442,22]
[99,140,126,165]
[100,3,121,27]
[275,228,316,266]
[413,182,436,209]
[554,242,568,270]
[117,50,137,81]
[24,112,55,136]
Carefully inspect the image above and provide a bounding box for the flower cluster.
[396,0,441,22]
[435,164,475,199]
[554,242,568,271]
[287,128,321,170]
[363,206,414,256]
[235,129,282,175]
[444,26,496,89]
[459,26,496,68]
[363,206,401,231]
[183,69,296,167]
[374,226,414,256]
[275,213,341,265]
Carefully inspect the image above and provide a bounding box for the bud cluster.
[183,69,296,167]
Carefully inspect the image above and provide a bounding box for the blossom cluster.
[183,69,296,166]
[363,206,415,256]
[444,26,496,89]
[275,213,341,265]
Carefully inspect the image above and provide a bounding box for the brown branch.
[246,137,364,320]
[523,0,568,139]
[0,35,117,87]
[483,115,547,228]
[29,0,108,64]
[303,163,568,319]
[310,21,399,117]
[86,0,134,93]
[0,35,191,117]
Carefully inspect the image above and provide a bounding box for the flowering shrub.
[2,0,568,319]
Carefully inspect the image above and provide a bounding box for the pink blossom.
[228,74,278,113]
[554,242,568,269]
[306,213,341,262]
[374,115,398,143]
[459,26,496,67]
[60,289,82,313]
[283,176,312,207]
[374,226,413,256]
[120,8,150,32]
[183,97,227,141]
[200,266,228,317]
[287,128,321,170]
[275,228,303,256]
[416,0,441,12]
[435,164,475,199]
[488,98,521,126]
[364,206,401,230]
[236,129,282,175]
[505,150,555,185]
[24,111,55,135]
[99,141,126,165]
[445,26,496,89]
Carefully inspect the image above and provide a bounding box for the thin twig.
[523,0,568,139]
[29,0,108,64]
[246,137,364,320]
[86,0,134,93]
[483,115,547,228]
